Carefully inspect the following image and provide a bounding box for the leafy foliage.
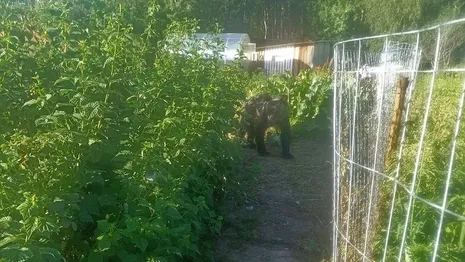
[311,0,368,40]
[375,74,465,261]
[246,67,333,136]
[0,1,249,261]
[0,1,334,261]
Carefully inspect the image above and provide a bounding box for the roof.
[193,33,251,52]
[256,42,314,50]
[194,33,250,43]
[253,38,333,49]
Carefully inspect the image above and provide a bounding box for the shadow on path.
[215,138,333,262]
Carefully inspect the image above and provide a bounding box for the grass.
[374,72,465,261]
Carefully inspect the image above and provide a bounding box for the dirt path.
[214,137,333,262]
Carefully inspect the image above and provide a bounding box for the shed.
[253,40,333,76]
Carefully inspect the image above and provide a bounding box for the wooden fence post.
[385,76,409,166]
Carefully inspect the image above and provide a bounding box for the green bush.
[375,73,465,261]
[0,1,248,261]
[0,1,333,261]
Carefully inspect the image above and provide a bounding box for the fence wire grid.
[332,18,465,262]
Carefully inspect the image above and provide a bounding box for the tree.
[311,0,368,40]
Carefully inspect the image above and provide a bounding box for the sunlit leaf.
[22,99,38,107]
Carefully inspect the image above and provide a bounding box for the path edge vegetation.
[0,1,332,261]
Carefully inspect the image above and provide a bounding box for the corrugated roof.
[253,38,333,48]
[256,41,314,50]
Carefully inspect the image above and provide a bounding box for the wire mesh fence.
[332,18,465,262]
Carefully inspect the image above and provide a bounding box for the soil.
[214,137,333,262]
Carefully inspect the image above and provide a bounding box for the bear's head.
[265,95,289,126]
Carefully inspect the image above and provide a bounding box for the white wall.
[259,46,297,75]
[263,46,296,61]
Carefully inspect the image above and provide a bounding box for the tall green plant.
[375,74,465,261]
[246,68,333,135]
[0,1,248,261]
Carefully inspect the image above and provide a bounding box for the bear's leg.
[246,124,257,149]
[255,124,270,156]
[280,118,294,159]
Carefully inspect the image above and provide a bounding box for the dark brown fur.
[239,93,293,159]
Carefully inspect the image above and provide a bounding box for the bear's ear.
[279,95,288,103]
